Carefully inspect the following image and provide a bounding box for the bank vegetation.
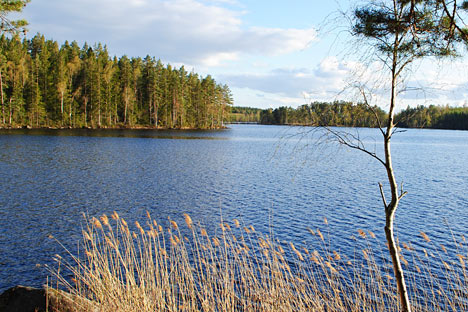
[0,34,232,129]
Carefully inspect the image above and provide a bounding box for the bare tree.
[319,1,461,311]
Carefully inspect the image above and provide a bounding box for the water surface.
[0,125,467,291]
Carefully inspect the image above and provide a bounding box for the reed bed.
[48,212,468,311]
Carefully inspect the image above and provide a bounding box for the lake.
[0,124,467,292]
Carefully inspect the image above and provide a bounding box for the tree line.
[254,102,468,130]
[259,101,387,127]
[229,106,261,123]
[0,34,233,129]
[395,105,468,130]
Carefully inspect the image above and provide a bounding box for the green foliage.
[0,0,30,35]
[433,0,468,45]
[257,102,468,130]
[396,105,468,130]
[229,106,261,123]
[0,34,232,129]
[353,0,457,59]
[259,101,387,128]
[462,0,468,10]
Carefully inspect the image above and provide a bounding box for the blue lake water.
[0,124,467,292]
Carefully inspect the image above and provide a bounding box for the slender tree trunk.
[105,82,112,126]
[9,98,12,125]
[98,70,101,128]
[35,73,39,128]
[149,95,153,126]
[172,90,177,128]
[133,84,137,127]
[61,90,64,126]
[0,69,4,125]
[84,97,88,127]
[221,103,224,127]
[384,42,412,312]
[384,135,411,312]
[154,96,158,128]
[124,87,128,125]
[114,96,118,125]
[69,96,73,127]
[69,79,73,127]
[180,89,184,128]
[89,85,93,128]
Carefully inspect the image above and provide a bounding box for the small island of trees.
[0,34,233,129]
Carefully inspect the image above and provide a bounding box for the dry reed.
[47,213,468,312]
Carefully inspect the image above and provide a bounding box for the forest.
[2,34,467,131]
[257,102,468,130]
[229,106,261,123]
[0,34,233,129]
[395,105,468,130]
[259,101,387,127]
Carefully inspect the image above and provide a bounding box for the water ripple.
[0,125,467,291]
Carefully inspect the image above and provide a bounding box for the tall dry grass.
[48,212,468,311]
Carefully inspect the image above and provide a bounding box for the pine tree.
[0,0,29,35]
[0,34,233,129]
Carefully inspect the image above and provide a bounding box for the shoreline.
[0,125,229,131]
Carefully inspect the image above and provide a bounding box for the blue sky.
[17,0,468,110]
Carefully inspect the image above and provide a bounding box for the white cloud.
[360,58,468,107]
[23,0,317,66]
[130,0,148,7]
[22,0,468,109]
[220,57,352,100]
[314,56,348,78]
[201,52,240,67]
[232,87,305,109]
[240,27,316,55]
[224,56,468,109]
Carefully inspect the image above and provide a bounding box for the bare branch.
[399,191,408,201]
[323,126,386,167]
[398,182,408,200]
[392,128,407,135]
[356,85,386,136]
[379,182,388,208]
[395,55,416,79]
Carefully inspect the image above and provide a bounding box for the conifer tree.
[0,34,232,129]
[0,0,29,35]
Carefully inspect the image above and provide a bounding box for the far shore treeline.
[231,102,468,130]
[0,34,233,129]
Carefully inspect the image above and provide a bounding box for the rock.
[0,285,98,312]
[0,286,46,312]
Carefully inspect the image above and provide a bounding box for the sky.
[16,0,468,110]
